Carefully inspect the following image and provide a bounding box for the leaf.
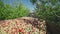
[18,32,21,34]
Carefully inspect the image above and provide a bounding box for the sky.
[22,0,35,12]
[4,0,35,12]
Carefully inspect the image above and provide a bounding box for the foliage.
[0,0,29,20]
[30,0,60,26]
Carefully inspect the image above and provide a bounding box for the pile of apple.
[0,17,40,34]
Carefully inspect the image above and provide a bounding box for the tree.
[0,0,29,20]
[0,0,5,20]
[30,0,60,26]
